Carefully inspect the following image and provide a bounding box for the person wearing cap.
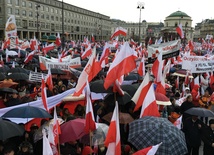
[201,119,214,155]
[184,87,191,98]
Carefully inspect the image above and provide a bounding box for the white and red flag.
[104,42,137,89]
[133,142,162,155]
[41,74,49,112]
[24,50,36,64]
[138,54,145,76]
[91,33,95,43]
[84,81,97,134]
[110,27,127,40]
[81,43,92,60]
[42,43,55,55]
[132,72,152,112]
[151,51,163,83]
[55,32,61,47]
[43,129,53,155]
[45,68,54,91]
[99,43,110,68]
[176,23,184,38]
[104,101,121,155]
[30,36,38,51]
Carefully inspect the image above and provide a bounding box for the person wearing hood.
[191,85,200,107]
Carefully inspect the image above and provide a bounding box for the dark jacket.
[182,117,202,147]
[201,125,214,155]
[4,98,21,107]
[180,100,195,122]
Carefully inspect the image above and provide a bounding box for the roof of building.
[167,10,190,18]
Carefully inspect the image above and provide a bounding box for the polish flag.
[2,38,10,50]
[45,68,54,91]
[133,142,162,155]
[88,54,102,82]
[210,72,214,86]
[24,50,35,64]
[113,78,124,96]
[91,34,95,43]
[130,39,137,46]
[41,74,49,112]
[30,36,37,51]
[58,53,62,62]
[140,83,160,117]
[52,106,61,145]
[132,73,152,112]
[148,37,153,45]
[43,129,53,155]
[184,70,191,85]
[42,43,55,55]
[0,55,4,66]
[104,102,121,155]
[73,47,98,96]
[138,54,145,76]
[81,43,92,60]
[175,76,179,89]
[151,52,163,83]
[104,42,137,89]
[84,81,97,134]
[176,23,184,38]
[188,40,194,51]
[110,27,127,40]
[99,43,110,68]
[55,32,61,47]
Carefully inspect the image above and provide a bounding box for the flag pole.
[57,133,61,155]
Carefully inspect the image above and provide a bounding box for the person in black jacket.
[180,95,195,123]
[201,119,214,155]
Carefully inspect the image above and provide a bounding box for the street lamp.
[137,1,145,43]
[61,0,65,50]
[36,4,40,40]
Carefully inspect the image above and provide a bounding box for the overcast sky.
[64,0,213,27]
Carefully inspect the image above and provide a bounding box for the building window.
[41,14,44,19]
[29,2,32,8]
[29,11,33,17]
[40,6,44,11]
[22,10,26,16]
[15,0,19,5]
[8,0,12,4]
[51,8,53,13]
[56,16,58,21]
[15,9,19,15]
[51,16,54,21]
[22,1,26,7]
[46,23,50,29]
[8,8,12,14]
[46,7,49,12]
[55,9,58,14]
[41,22,45,28]
[29,21,34,27]
[0,7,1,13]
[46,15,49,20]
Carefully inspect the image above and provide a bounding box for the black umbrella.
[49,68,66,75]
[0,87,18,94]
[0,118,24,140]
[128,116,187,155]
[104,91,132,105]
[185,107,214,117]
[0,73,6,81]
[2,106,52,118]
[90,80,112,93]
[0,65,10,73]
[124,73,139,81]
[6,73,29,80]
[7,67,30,75]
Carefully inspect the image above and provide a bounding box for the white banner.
[148,40,181,59]
[182,55,214,73]
[5,15,17,39]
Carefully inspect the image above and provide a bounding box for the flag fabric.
[184,70,190,85]
[157,36,162,44]
[175,76,179,89]
[84,81,97,134]
[30,36,38,51]
[151,52,163,83]
[113,78,125,96]
[130,39,137,46]
[45,68,54,91]
[81,43,92,60]
[148,37,152,45]
[104,42,137,89]
[24,50,35,64]
[138,54,145,76]
[41,74,49,111]
[73,47,100,96]
[99,43,110,68]
[55,32,61,47]
[176,23,184,38]
[43,129,53,155]
[188,40,194,51]
[132,73,152,112]
[104,102,121,155]
[91,34,95,43]
[133,142,162,155]
[140,83,160,117]
[52,106,61,145]
[42,43,55,55]
[110,27,127,40]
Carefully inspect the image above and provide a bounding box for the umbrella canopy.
[7,67,30,75]
[104,92,132,105]
[185,107,214,117]
[0,118,24,140]
[0,65,10,73]
[172,69,193,78]
[0,73,6,81]
[2,106,52,118]
[0,79,18,88]
[49,68,66,75]
[155,92,171,105]
[6,50,18,56]
[0,87,18,94]
[90,80,112,93]
[128,116,187,155]
[124,73,139,81]
[59,118,86,144]
[6,73,29,80]
[102,112,134,124]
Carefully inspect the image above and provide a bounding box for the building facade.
[162,10,194,41]
[0,0,112,41]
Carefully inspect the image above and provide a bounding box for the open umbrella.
[59,118,86,144]
[6,73,29,80]
[185,107,214,117]
[0,73,6,81]
[0,118,24,140]
[49,68,66,75]
[172,69,193,78]
[2,106,52,118]
[90,80,112,93]
[104,92,132,105]
[128,116,187,155]
[7,67,30,75]
[155,92,171,105]
[102,112,134,124]
[0,87,18,94]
